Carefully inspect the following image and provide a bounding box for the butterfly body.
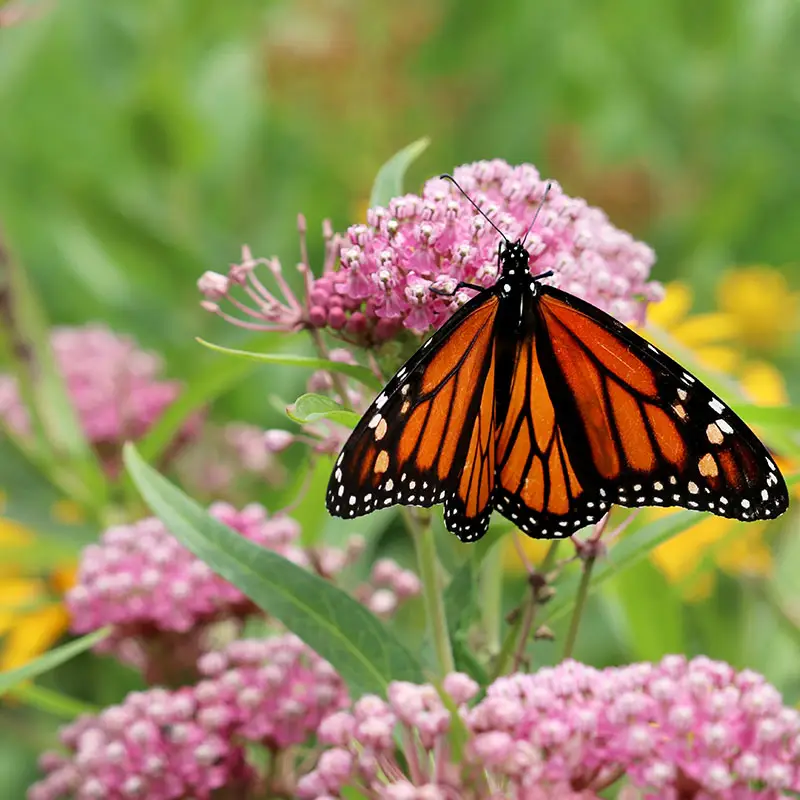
[328,239,789,543]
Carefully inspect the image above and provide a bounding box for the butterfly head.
[499,239,532,277]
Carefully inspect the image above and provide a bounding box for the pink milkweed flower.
[29,635,347,800]
[301,657,800,799]
[66,503,312,681]
[196,635,349,750]
[28,686,254,800]
[199,160,662,349]
[0,324,198,474]
[67,502,414,683]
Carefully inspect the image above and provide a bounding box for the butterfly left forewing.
[327,292,500,541]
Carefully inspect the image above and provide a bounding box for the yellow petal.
[0,518,34,547]
[650,513,732,584]
[739,361,789,406]
[0,577,48,635]
[715,526,773,578]
[670,313,741,347]
[694,345,741,374]
[647,283,693,329]
[717,266,799,350]
[51,563,78,593]
[0,603,70,670]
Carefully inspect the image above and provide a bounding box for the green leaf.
[612,557,685,660]
[0,629,110,695]
[8,683,100,719]
[733,404,800,430]
[288,393,360,427]
[196,338,383,392]
[444,526,505,638]
[137,337,275,462]
[123,443,424,696]
[0,242,107,508]
[369,137,431,209]
[0,437,96,546]
[341,788,370,800]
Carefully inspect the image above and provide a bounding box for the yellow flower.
[0,518,76,670]
[717,266,799,352]
[645,271,791,597]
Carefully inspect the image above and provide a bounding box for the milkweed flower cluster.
[195,636,349,749]
[67,502,416,678]
[299,656,800,799]
[0,325,195,464]
[28,635,347,800]
[198,160,663,346]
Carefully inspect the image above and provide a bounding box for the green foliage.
[0,630,110,696]
[288,393,361,427]
[0,1,799,794]
[369,137,431,208]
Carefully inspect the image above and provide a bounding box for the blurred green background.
[1,0,799,795]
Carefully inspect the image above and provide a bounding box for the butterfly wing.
[327,290,500,542]
[494,285,789,537]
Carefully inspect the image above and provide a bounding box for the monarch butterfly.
[327,177,789,542]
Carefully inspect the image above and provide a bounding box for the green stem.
[403,508,454,676]
[492,540,560,678]
[480,542,503,656]
[562,555,596,659]
[309,329,354,411]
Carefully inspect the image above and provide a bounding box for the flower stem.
[309,328,354,411]
[480,542,503,655]
[403,508,454,676]
[492,540,560,678]
[562,554,596,660]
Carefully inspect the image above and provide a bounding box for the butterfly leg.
[430,281,483,297]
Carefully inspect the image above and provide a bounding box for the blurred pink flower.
[67,502,311,679]
[200,160,662,347]
[0,324,198,473]
[28,685,253,800]
[196,635,349,750]
[29,635,347,800]
[68,502,415,682]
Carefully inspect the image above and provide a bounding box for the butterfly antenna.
[439,173,509,241]
[521,182,552,246]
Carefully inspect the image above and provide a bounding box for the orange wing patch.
[458,351,496,517]
[542,299,689,479]
[497,337,583,516]
[544,295,657,397]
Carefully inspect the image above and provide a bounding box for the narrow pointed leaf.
[0,235,107,506]
[123,444,423,696]
[196,338,382,392]
[0,629,110,695]
[369,137,431,209]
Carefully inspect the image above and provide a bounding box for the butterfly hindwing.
[327,290,500,541]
